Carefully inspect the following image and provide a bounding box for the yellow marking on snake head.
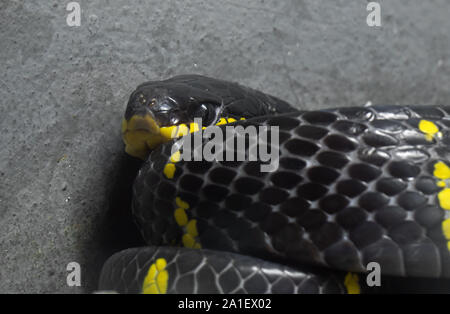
[215,116,246,126]
[344,272,360,294]
[160,125,178,140]
[123,130,157,160]
[186,219,199,237]
[176,124,189,137]
[123,114,247,160]
[443,219,450,240]
[438,188,450,210]
[175,197,189,209]
[216,118,227,125]
[170,151,181,163]
[419,120,440,141]
[174,208,188,226]
[127,114,160,134]
[190,122,200,133]
[122,114,166,159]
[163,163,176,179]
[142,258,169,294]
[434,162,450,180]
[146,136,166,150]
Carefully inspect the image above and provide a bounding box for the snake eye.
[192,103,217,125]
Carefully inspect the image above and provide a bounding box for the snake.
[98,74,450,294]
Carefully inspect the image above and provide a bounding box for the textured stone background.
[0,0,449,293]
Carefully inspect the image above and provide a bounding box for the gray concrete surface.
[0,0,449,293]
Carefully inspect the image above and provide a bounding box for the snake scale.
[98,75,450,294]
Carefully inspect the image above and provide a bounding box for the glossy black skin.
[133,107,450,280]
[102,75,450,293]
[99,247,347,294]
[124,74,296,127]
[98,247,450,294]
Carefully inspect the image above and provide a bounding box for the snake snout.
[121,112,164,160]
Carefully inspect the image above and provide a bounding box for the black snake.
[98,75,450,293]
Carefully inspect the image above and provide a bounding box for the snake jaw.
[122,114,166,160]
[122,114,203,160]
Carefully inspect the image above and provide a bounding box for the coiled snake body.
[99,75,450,293]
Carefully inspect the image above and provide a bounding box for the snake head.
[121,77,223,160]
[121,74,295,160]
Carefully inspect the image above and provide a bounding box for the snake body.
[99,75,450,293]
